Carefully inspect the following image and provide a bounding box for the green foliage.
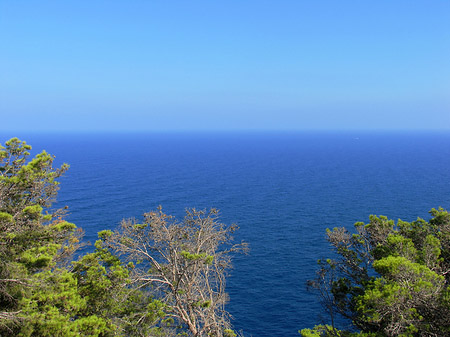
[304,208,450,337]
[17,269,111,337]
[0,138,77,335]
[180,250,214,264]
[0,138,151,336]
[1,138,241,336]
[72,236,169,336]
[0,211,13,223]
[223,328,238,337]
[299,325,340,337]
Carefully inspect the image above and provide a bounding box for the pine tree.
[302,208,450,337]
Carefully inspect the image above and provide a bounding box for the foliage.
[303,208,450,337]
[72,233,169,336]
[103,207,248,337]
[1,138,244,337]
[17,268,110,337]
[0,138,139,336]
[0,138,80,334]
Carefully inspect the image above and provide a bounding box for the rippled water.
[7,131,450,336]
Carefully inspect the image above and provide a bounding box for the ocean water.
[5,131,450,336]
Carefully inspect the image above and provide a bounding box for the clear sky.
[1,1,449,132]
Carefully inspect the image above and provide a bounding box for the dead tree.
[104,207,247,337]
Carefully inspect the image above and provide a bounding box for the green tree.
[1,138,244,337]
[0,138,81,334]
[301,208,450,337]
[72,231,169,337]
[0,138,130,336]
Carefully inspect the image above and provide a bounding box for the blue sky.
[1,1,449,132]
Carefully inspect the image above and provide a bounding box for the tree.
[72,231,169,337]
[0,138,81,334]
[1,138,246,336]
[0,138,135,336]
[103,207,248,337]
[301,208,450,337]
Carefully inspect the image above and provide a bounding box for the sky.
[1,1,449,132]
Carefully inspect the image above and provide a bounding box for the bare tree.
[103,207,247,337]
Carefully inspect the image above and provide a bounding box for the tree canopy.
[301,208,450,337]
[0,138,244,337]
[5,136,448,337]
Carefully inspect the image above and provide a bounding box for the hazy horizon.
[1,1,449,132]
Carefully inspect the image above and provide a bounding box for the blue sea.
[4,131,450,336]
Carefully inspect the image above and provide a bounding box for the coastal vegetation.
[302,208,450,336]
[0,138,246,337]
[2,137,449,337]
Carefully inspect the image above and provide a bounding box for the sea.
[3,131,450,336]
